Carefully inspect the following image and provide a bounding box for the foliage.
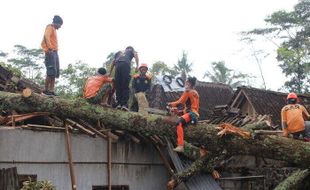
[204,61,253,89]
[57,60,96,97]
[0,50,8,58]
[150,61,178,77]
[174,51,193,80]
[240,37,268,89]
[243,0,310,93]
[21,178,56,190]
[102,52,115,75]
[7,45,45,84]
[0,61,22,77]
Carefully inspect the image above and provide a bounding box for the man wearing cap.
[41,15,63,96]
[110,46,139,111]
[132,63,152,115]
[281,92,310,141]
[83,68,113,106]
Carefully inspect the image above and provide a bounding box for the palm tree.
[150,61,178,77]
[174,51,193,81]
[204,61,252,89]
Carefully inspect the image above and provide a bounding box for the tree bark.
[274,169,309,190]
[0,90,310,168]
[167,154,214,190]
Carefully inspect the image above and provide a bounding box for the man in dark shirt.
[132,63,152,115]
[110,46,139,111]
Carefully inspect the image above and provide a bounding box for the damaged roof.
[148,81,234,119]
[228,86,310,126]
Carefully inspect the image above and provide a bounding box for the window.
[92,185,129,190]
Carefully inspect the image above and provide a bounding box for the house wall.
[0,128,169,190]
[240,101,256,117]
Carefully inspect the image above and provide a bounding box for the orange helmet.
[287,92,297,100]
[139,63,148,70]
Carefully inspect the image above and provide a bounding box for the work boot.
[173,146,184,153]
[49,91,58,96]
[121,105,129,111]
[42,90,52,95]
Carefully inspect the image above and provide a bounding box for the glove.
[212,170,221,179]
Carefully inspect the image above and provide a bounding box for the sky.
[0,0,298,91]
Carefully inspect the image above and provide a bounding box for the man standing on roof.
[110,46,139,111]
[41,15,63,96]
[83,68,113,106]
[281,92,310,141]
[132,63,152,116]
[168,77,199,152]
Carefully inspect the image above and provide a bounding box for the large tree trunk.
[274,169,309,190]
[0,90,310,168]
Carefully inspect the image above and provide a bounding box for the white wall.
[0,128,169,190]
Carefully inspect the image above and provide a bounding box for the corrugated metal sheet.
[166,139,222,190]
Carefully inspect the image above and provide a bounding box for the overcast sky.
[0,0,298,91]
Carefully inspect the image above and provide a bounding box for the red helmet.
[287,92,297,100]
[139,63,148,70]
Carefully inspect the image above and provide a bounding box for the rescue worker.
[109,46,139,111]
[41,15,63,96]
[281,92,310,141]
[83,68,113,106]
[168,77,199,152]
[132,63,152,116]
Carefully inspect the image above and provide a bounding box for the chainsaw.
[145,105,184,116]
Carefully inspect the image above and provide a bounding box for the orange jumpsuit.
[83,75,113,99]
[169,89,200,146]
[281,104,310,134]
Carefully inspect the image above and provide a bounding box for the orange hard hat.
[139,63,148,70]
[287,92,298,99]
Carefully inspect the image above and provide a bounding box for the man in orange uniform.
[281,92,310,141]
[132,63,152,116]
[41,15,63,96]
[83,68,113,106]
[168,77,199,152]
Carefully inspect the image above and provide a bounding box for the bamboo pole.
[107,130,112,190]
[64,121,77,190]
[152,141,174,175]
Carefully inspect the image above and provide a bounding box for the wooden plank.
[26,124,65,131]
[129,134,141,144]
[107,131,112,190]
[152,135,166,147]
[6,112,50,125]
[149,137,174,175]
[254,130,283,135]
[66,119,96,137]
[64,123,77,190]
[78,119,119,141]
[219,175,264,180]
[114,130,125,135]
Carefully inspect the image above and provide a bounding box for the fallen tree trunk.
[274,169,309,190]
[167,153,218,190]
[0,90,310,168]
